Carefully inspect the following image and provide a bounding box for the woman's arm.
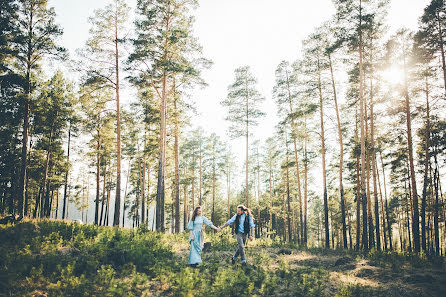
[187,220,194,240]
[203,217,221,232]
[210,225,221,232]
[249,216,255,240]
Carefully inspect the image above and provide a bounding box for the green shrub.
[211,267,254,297]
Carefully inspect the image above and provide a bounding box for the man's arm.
[220,214,236,229]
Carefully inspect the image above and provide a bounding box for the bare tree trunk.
[113,0,122,227]
[95,127,101,225]
[192,153,196,211]
[317,55,329,249]
[137,142,142,227]
[55,189,59,219]
[403,48,420,253]
[183,182,187,231]
[421,75,430,252]
[100,163,107,226]
[328,54,347,249]
[285,129,292,242]
[436,11,446,96]
[41,124,55,218]
[370,76,380,250]
[245,78,249,208]
[376,157,387,250]
[380,152,392,250]
[356,153,361,251]
[304,116,308,246]
[62,123,71,220]
[123,158,131,227]
[199,140,202,206]
[433,155,440,256]
[18,53,32,218]
[359,0,368,250]
[365,95,374,248]
[269,159,273,236]
[155,4,171,232]
[285,68,304,244]
[227,162,231,218]
[174,93,180,233]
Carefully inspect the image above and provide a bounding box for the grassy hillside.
[0,220,445,297]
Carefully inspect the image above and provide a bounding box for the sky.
[47,0,431,224]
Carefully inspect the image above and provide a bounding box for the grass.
[0,219,445,297]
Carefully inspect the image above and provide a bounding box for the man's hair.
[237,205,253,218]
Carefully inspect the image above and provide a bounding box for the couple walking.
[187,205,255,267]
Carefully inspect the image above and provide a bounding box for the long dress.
[187,216,213,265]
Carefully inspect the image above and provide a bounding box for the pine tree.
[129,0,205,231]
[221,66,265,207]
[78,0,129,227]
[13,0,65,217]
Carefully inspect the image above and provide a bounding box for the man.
[220,205,255,266]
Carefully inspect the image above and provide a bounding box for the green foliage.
[212,267,255,297]
[336,284,380,297]
[366,248,443,272]
[0,220,174,296]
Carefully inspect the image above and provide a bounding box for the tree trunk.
[18,37,33,218]
[328,54,347,249]
[285,68,304,244]
[174,94,180,233]
[245,77,249,208]
[41,123,55,218]
[183,182,187,231]
[421,76,430,252]
[403,50,420,253]
[365,95,374,248]
[95,127,101,225]
[317,55,329,249]
[380,152,392,250]
[113,1,122,227]
[376,157,387,250]
[123,158,131,227]
[436,11,446,96]
[100,163,107,226]
[285,129,292,242]
[359,0,368,250]
[227,162,231,218]
[63,123,71,220]
[141,131,146,226]
[433,156,440,256]
[155,4,171,232]
[199,140,202,206]
[370,76,380,250]
[212,165,216,224]
[304,116,308,246]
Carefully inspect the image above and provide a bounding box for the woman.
[187,206,220,266]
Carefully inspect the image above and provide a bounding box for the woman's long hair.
[192,206,201,222]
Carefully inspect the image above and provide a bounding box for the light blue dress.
[187,216,214,265]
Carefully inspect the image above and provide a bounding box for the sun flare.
[381,65,405,86]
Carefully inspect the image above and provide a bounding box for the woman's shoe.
[231,257,235,264]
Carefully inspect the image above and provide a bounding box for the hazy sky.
[47,0,431,222]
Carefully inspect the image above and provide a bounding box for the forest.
[1,0,446,296]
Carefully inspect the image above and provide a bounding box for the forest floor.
[1,219,445,297]
[171,239,446,297]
